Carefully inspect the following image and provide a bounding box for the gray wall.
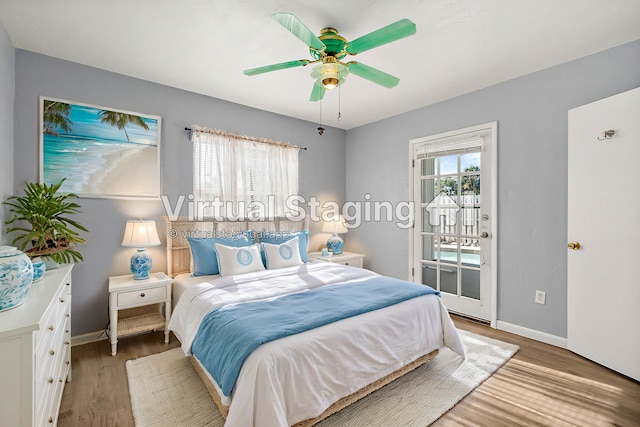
[10,39,640,340]
[346,39,640,338]
[0,20,14,243]
[13,50,346,336]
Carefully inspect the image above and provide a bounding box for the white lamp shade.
[322,215,348,234]
[121,220,161,248]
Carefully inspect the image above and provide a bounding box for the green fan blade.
[309,81,326,102]
[347,62,400,88]
[346,19,416,55]
[244,59,310,76]
[272,12,325,51]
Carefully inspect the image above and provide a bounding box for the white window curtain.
[191,127,299,220]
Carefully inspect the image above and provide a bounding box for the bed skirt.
[189,348,439,426]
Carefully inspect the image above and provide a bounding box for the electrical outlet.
[535,290,546,305]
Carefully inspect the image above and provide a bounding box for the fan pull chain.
[317,100,325,135]
[338,85,342,121]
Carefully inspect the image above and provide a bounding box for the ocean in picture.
[42,100,160,198]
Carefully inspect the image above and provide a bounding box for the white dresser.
[0,265,73,427]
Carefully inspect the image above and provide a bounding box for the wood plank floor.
[58,316,640,426]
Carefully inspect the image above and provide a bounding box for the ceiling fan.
[244,13,416,102]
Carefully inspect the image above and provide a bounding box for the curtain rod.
[184,127,307,150]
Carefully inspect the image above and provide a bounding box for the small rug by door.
[126,330,518,426]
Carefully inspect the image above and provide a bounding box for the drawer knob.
[65,313,70,318]
[48,377,53,384]
[48,325,54,331]
[60,298,65,303]
[48,417,53,423]
[66,282,70,286]
[64,341,70,345]
[140,292,146,297]
[49,349,55,356]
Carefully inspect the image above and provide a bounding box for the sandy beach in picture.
[84,144,159,197]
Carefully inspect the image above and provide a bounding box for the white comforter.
[169,262,464,427]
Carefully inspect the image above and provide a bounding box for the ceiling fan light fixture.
[322,77,339,90]
[311,57,349,90]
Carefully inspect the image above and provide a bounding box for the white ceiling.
[1,0,639,130]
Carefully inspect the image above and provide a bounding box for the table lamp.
[121,219,161,279]
[322,215,348,255]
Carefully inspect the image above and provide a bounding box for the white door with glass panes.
[410,122,496,323]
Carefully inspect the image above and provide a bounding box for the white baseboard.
[496,320,567,348]
[71,330,108,347]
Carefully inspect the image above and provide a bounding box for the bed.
[165,217,464,427]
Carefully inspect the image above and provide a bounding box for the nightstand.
[308,251,365,268]
[108,273,173,356]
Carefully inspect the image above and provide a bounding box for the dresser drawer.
[42,342,70,426]
[35,297,69,424]
[36,286,70,357]
[117,286,166,307]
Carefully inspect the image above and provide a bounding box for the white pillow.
[214,243,265,277]
[262,236,303,269]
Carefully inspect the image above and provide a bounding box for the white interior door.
[410,123,497,323]
[568,87,640,381]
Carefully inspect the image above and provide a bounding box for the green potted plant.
[4,178,88,264]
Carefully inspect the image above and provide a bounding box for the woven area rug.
[126,330,518,426]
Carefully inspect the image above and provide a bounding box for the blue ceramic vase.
[31,257,47,282]
[326,233,344,255]
[131,249,152,280]
[0,246,34,312]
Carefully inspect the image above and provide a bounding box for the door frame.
[408,122,498,328]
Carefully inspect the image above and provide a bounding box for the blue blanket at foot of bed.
[191,276,439,396]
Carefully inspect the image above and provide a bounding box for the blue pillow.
[259,231,308,263]
[187,231,253,276]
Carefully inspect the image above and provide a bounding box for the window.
[416,135,482,268]
[191,128,299,220]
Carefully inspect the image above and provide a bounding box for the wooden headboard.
[164,216,306,277]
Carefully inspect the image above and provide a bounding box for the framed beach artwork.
[39,96,161,199]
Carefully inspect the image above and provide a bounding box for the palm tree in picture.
[43,100,73,136]
[98,110,149,143]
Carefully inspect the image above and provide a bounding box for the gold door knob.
[568,241,581,250]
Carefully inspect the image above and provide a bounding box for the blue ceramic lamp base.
[326,233,344,255]
[131,249,152,280]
